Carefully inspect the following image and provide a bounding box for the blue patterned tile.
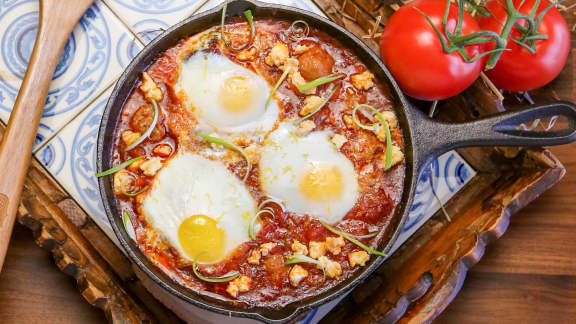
[0,0,141,149]
[103,0,210,42]
[37,87,116,239]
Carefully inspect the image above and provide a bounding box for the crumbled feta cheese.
[247,249,261,265]
[226,275,251,298]
[299,95,324,116]
[318,256,342,279]
[326,236,346,255]
[309,241,327,259]
[348,251,370,268]
[140,72,162,101]
[126,159,144,172]
[121,130,141,147]
[291,240,308,256]
[289,265,309,287]
[350,71,374,90]
[140,157,163,176]
[265,42,289,67]
[290,70,315,95]
[113,170,132,195]
[153,144,172,157]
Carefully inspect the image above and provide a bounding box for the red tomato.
[380,0,486,100]
[477,0,570,91]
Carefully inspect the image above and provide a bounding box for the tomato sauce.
[112,19,405,308]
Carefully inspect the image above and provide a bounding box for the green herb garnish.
[297,73,344,92]
[284,254,325,279]
[259,198,285,211]
[249,207,274,240]
[350,231,379,239]
[125,98,159,151]
[352,104,393,170]
[265,66,291,110]
[197,133,252,181]
[294,85,339,125]
[192,252,241,283]
[95,155,145,178]
[122,210,136,241]
[319,220,387,257]
[288,20,310,40]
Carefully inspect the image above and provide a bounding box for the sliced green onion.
[297,73,344,92]
[284,254,325,279]
[125,99,159,151]
[120,176,148,197]
[319,220,387,257]
[192,252,241,283]
[294,85,339,125]
[350,231,379,239]
[352,104,393,170]
[258,198,285,212]
[249,208,274,240]
[265,66,291,110]
[95,155,145,177]
[197,133,251,181]
[288,20,310,41]
[122,210,136,241]
[220,3,255,51]
[284,254,322,266]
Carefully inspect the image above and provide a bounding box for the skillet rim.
[97,0,419,322]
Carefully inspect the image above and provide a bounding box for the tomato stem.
[415,0,507,64]
[485,0,555,69]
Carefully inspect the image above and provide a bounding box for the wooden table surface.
[0,143,573,323]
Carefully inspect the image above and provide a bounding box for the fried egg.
[141,153,256,264]
[175,52,279,135]
[259,122,359,223]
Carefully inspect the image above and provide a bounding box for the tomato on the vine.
[478,0,570,91]
[380,0,486,101]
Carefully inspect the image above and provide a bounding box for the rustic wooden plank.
[0,223,107,324]
[435,272,576,324]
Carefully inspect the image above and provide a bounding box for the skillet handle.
[413,101,576,174]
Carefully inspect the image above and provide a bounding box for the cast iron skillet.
[97,0,576,322]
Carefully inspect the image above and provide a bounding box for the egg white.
[259,122,360,223]
[175,52,279,136]
[141,152,256,263]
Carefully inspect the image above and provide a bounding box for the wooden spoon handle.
[0,0,93,271]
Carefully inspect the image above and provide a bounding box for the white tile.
[103,0,211,42]
[391,151,476,251]
[0,0,141,149]
[36,87,116,239]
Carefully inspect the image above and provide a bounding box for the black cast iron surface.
[97,0,576,322]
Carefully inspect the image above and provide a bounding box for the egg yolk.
[298,163,343,202]
[219,75,256,113]
[178,214,226,263]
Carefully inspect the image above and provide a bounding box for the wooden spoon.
[0,0,94,271]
